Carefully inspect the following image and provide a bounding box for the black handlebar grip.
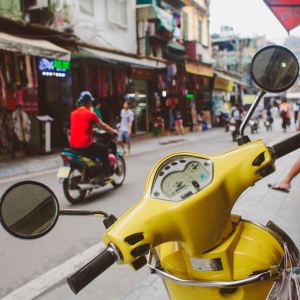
[67,248,116,294]
[273,133,300,159]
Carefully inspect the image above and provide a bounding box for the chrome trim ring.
[107,243,123,263]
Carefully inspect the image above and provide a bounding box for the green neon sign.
[186,94,194,98]
[53,60,70,70]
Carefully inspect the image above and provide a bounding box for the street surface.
[0,119,299,300]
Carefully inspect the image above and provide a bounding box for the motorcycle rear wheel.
[111,156,126,187]
[63,168,87,204]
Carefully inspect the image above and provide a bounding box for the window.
[80,0,93,16]
[107,0,128,27]
[183,11,188,40]
[198,19,202,44]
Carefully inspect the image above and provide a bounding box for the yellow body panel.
[159,222,283,300]
[103,140,274,263]
[101,139,282,299]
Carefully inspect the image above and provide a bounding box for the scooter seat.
[63,148,86,157]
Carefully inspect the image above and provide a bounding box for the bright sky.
[210,0,300,44]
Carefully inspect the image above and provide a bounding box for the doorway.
[130,80,148,134]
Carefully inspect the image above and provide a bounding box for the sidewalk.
[121,145,300,300]
[0,128,223,179]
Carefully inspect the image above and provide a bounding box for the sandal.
[268,184,290,193]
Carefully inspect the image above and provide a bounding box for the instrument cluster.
[151,155,213,202]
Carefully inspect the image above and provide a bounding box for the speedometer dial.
[161,172,193,198]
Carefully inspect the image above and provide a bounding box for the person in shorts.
[172,103,184,135]
[117,99,134,156]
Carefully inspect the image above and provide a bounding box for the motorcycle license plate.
[57,167,71,178]
[229,126,236,132]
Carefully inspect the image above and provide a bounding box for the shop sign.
[38,57,70,77]
[214,76,233,92]
[130,68,156,80]
[184,60,214,77]
[243,94,256,104]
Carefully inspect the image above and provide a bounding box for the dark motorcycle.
[228,118,241,142]
[249,118,259,134]
[264,115,273,131]
[57,130,125,204]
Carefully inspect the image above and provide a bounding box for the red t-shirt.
[70,107,100,148]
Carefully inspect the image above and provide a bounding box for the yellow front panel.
[158,221,283,300]
[103,140,275,265]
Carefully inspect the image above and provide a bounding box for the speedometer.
[161,172,193,198]
[151,155,213,202]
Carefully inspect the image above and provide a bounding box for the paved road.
[0,119,294,299]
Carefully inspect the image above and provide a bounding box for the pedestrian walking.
[292,102,299,126]
[271,104,278,118]
[93,99,103,130]
[268,156,300,193]
[172,103,184,135]
[279,99,290,132]
[117,99,134,156]
[93,99,103,121]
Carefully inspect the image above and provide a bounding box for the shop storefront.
[0,32,70,157]
[37,57,72,147]
[212,75,233,118]
[128,67,158,134]
[73,47,162,135]
[183,59,214,129]
[213,71,250,125]
[71,53,127,131]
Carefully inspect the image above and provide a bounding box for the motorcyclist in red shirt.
[69,91,118,181]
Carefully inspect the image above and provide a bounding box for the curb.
[0,129,224,181]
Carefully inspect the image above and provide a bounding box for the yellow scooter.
[1,45,300,299]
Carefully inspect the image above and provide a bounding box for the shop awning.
[184,59,214,77]
[80,47,163,69]
[214,76,233,92]
[0,32,70,61]
[243,94,256,104]
[136,5,176,33]
[263,0,300,32]
[72,50,114,64]
[214,71,250,87]
[287,92,300,99]
[226,54,237,66]
[264,92,282,97]
[168,41,185,51]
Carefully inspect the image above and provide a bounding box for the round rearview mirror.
[250,45,299,93]
[0,181,59,239]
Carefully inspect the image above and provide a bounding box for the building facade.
[0,0,215,159]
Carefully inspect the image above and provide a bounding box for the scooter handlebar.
[272,133,300,159]
[67,247,116,294]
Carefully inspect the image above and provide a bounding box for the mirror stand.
[237,90,266,146]
[59,209,109,218]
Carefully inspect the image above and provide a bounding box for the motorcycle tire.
[111,156,126,188]
[63,168,87,204]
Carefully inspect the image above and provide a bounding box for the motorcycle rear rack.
[147,219,299,289]
[147,248,272,289]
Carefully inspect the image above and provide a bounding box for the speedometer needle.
[189,164,196,172]
[172,181,180,194]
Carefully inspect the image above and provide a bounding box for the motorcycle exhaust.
[77,183,100,190]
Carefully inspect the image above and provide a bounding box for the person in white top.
[270,105,278,118]
[292,102,299,125]
[117,99,134,156]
